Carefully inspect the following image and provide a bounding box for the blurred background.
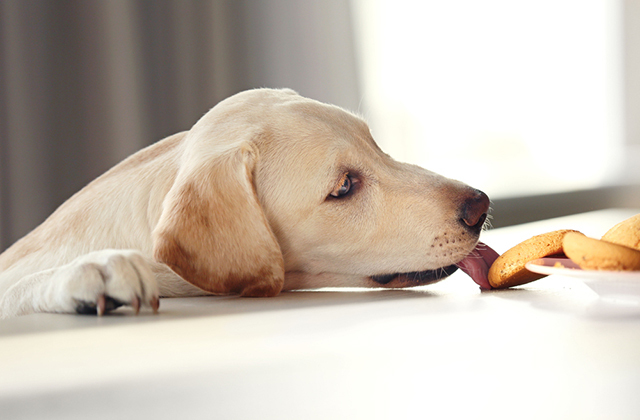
[1,0,639,252]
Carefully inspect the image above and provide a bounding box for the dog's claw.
[150,296,160,314]
[96,295,106,317]
[131,295,141,315]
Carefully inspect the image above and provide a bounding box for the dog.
[0,88,496,318]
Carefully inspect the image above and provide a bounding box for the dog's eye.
[331,175,352,198]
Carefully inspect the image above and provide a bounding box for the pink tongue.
[457,242,499,290]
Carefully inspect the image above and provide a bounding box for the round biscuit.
[488,229,579,289]
[563,231,640,271]
[601,213,640,251]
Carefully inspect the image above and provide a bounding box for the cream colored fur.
[0,88,485,318]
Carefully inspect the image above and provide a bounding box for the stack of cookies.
[488,214,640,289]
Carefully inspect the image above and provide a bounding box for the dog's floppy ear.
[153,137,284,297]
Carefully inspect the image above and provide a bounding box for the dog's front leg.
[0,250,160,318]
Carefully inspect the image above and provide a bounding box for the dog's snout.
[460,189,490,231]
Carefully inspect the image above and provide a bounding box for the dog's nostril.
[461,189,490,229]
[471,212,488,230]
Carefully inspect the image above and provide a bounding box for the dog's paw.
[49,250,160,316]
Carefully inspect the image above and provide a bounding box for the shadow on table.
[1,287,478,337]
[488,284,640,321]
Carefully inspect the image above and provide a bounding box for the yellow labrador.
[0,89,497,318]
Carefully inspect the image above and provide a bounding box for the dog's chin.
[369,264,459,288]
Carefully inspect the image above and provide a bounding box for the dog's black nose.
[460,189,490,232]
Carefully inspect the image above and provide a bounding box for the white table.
[1,209,639,420]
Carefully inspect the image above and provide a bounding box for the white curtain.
[0,0,360,251]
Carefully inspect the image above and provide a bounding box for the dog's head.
[153,88,491,296]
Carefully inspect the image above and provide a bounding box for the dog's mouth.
[368,242,499,289]
[369,264,459,287]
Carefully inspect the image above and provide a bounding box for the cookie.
[488,229,579,288]
[563,231,640,271]
[601,213,640,251]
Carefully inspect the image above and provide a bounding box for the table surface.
[1,208,639,420]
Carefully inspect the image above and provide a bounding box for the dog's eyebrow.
[338,165,376,183]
